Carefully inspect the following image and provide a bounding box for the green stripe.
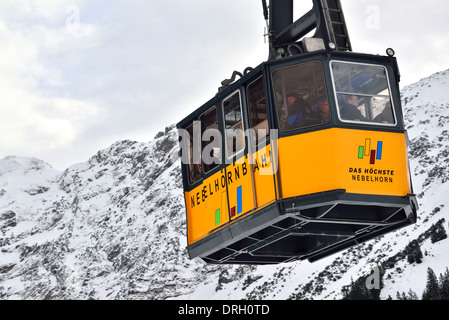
[215,209,220,225]
[358,146,364,159]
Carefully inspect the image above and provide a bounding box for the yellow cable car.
[177,0,418,264]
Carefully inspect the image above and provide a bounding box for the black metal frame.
[265,0,352,59]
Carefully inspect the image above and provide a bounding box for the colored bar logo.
[219,186,243,224]
[230,186,243,219]
[358,139,383,164]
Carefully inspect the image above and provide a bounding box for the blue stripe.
[377,141,383,160]
[237,186,242,214]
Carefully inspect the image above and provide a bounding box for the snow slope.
[1,69,449,300]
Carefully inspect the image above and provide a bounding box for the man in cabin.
[286,92,317,129]
[285,93,304,129]
[339,94,366,121]
[374,101,395,124]
[301,100,320,126]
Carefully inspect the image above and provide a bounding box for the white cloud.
[0,0,448,170]
[0,1,105,169]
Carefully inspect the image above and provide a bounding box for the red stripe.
[370,150,376,165]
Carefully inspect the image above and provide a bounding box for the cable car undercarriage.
[190,190,417,264]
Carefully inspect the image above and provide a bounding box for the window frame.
[222,89,246,161]
[246,75,270,147]
[185,122,202,186]
[183,105,222,186]
[200,106,221,175]
[330,60,397,127]
[270,60,331,132]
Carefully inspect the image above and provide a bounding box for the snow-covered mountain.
[1,69,449,300]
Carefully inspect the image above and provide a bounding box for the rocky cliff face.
[0,127,195,300]
[1,70,449,300]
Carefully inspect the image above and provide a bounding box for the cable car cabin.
[177,50,418,265]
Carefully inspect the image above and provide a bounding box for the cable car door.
[247,75,277,210]
[223,90,256,221]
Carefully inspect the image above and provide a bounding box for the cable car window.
[200,107,221,173]
[331,61,396,125]
[247,76,269,145]
[185,123,201,185]
[223,91,245,158]
[272,61,330,131]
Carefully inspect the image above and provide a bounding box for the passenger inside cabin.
[374,101,395,124]
[319,100,331,124]
[302,101,320,126]
[285,93,305,129]
[339,94,366,121]
[286,93,316,129]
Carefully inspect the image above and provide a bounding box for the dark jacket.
[340,104,365,121]
[286,98,314,129]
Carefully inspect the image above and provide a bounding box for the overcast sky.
[1,0,449,170]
